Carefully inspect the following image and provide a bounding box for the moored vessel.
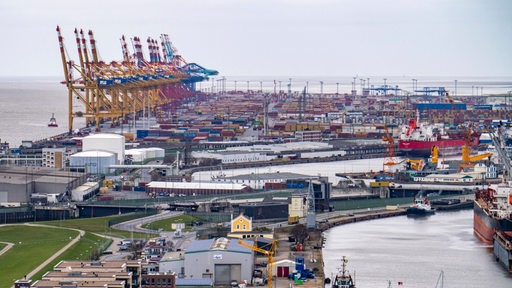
[473,184,512,245]
[406,194,435,215]
[398,111,479,157]
[328,256,355,288]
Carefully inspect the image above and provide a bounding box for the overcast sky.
[0,0,510,78]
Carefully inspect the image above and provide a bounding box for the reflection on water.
[322,210,512,288]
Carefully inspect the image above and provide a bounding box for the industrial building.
[294,130,322,142]
[192,150,275,164]
[145,181,252,197]
[289,193,308,218]
[239,202,288,221]
[212,172,312,190]
[71,182,100,202]
[183,237,253,286]
[36,260,144,288]
[42,147,66,168]
[0,166,85,204]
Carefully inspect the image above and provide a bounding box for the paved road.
[111,210,197,250]
[111,210,184,234]
[0,241,14,257]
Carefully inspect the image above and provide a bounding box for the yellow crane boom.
[237,238,277,288]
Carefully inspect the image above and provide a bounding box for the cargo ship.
[398,112,479,157]
[474,184,512,271]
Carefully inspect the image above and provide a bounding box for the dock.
[270,208,407,287]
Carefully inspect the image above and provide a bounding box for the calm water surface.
[322,209,512,288]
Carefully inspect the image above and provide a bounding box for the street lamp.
[336,82,339,95]
[454,80,458,96]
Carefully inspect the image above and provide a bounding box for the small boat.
[407,194,435,215]
[48,113,58,127]
[329,256,355,288]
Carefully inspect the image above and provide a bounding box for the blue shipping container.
[137,129,149,139]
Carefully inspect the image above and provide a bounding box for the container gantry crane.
[56,26,217,132]
[237,238,277,288]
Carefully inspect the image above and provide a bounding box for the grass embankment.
[30,232,109,281]
[0,225,78,288]
[1,213,160,286]
[42,213,156,239]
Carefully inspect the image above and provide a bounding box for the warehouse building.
[192,150,275,164]
[212,172,311,190]
[0,166,85,204]
[239,202,288,221]
[183,237,253,286]
[146,181,252,197]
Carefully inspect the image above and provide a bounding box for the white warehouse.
[82,133,125,164]
[192,150,275,164]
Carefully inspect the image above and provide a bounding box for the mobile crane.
[237,238,277,288]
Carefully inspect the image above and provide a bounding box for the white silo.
[146,147,165,160]
[82,133,125,164]
[125,148,145,164]
[70,150,116,175]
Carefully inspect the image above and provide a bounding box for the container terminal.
[2,27,512,287]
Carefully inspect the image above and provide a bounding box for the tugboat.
[407,193,435,215]
[48,113,58,127]
[330,256,355,288]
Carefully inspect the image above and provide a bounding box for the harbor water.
[322,209,512,288]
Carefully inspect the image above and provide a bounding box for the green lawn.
[42,214,156,239]
[31,232,110,281]
[141,214,201,232]
[0,225,78,288]
[0,243,6,251]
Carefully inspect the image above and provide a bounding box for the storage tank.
[70,150,116,174]
[125,148,145,163]
[146,147,165,160]
[82,133,125,164]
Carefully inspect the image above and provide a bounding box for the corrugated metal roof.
[147,181,248,190]
[185,238,252,254]
[224,172,310,181]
